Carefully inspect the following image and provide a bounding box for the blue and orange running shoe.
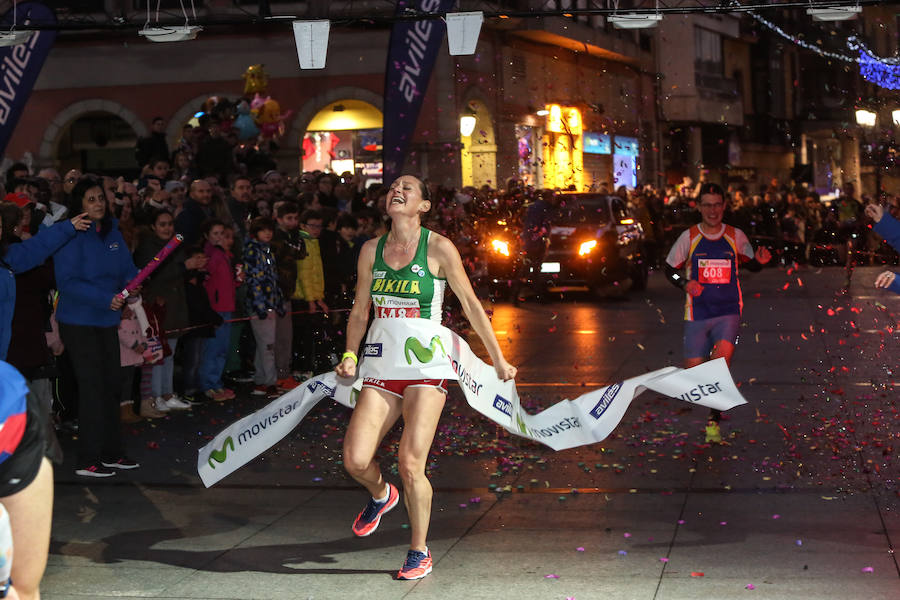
[351,482,399,537]
[397,548,433,580]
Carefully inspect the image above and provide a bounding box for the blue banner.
[0,3,56,156]
[382,0,454,183]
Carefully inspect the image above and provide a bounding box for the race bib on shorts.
[698,259,731,284]
[372,295,421,319]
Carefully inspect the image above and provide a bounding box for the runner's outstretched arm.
[433,234,517,381]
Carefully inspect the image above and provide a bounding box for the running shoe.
[397,548,433,580]
[163,395,192,410]
[75,464,116,478]
[205,389,230,402]
[351,482,399,537]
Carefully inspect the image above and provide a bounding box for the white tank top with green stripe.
[371,228,445,322]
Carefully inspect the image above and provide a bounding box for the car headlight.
[578,240,598,256]
[491,239,510,257]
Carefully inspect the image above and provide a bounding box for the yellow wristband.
[341,351,358,365]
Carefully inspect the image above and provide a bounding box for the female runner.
[335,175,516,580]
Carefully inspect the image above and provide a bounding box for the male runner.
[664,183,771,442]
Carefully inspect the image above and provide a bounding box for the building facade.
[4,2,894,196]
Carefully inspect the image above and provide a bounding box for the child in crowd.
[182,247,223,399]
[199,219,237,401]
[117,300,150,423]
[243,217,285,398]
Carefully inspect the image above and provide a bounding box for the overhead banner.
[198,319,747,487]
[382,0,455,183]
[0,3,57,156]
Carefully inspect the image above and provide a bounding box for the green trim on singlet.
[371,227,446,322]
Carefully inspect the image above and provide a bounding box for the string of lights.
[746,9,900,90]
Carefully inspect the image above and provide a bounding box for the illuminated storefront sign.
[542,104,584,190]
[584,132,611,155]
[612,135,639,189]
[613,136,639,157]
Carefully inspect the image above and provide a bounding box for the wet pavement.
[44,264,899,599]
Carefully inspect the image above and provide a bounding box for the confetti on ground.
[576,547,585,552]
[745,583,756,590]
[691,572,704,577]
[544,574,559,579]
[861,566,874,573]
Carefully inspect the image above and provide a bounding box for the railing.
[695,72,739,99]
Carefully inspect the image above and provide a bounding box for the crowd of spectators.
[1,115,897,479]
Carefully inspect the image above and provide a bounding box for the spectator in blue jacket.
[865,202,900,296]
[54,175,139,478]
[0,202,88,361]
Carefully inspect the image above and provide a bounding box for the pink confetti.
[544,574,559,579]
[772,514,780,519]
[659,557,669,562]
[576,547,585,552]
[745,583,756,590]
[720,521,728,526]
[623,532,632,538]
[861,566,874,573]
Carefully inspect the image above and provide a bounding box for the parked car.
[476,192,648,298]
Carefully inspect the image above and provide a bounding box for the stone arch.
[287,86,384,145]
[38,99,147,166]
[166,91,235,147]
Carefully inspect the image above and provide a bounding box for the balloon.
[233,99,259,140]
[242,64,269,96]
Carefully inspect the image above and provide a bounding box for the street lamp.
[855,108,885,201]
[459,115,476,137]
[855,109,876,127]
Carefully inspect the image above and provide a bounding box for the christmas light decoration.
[849,37,900,90]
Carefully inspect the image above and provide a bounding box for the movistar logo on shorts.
[590,382,622,419]
[404,335,446,364]
[208,436,234,469]
[363,343,383,357]
[492,395,512,417]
